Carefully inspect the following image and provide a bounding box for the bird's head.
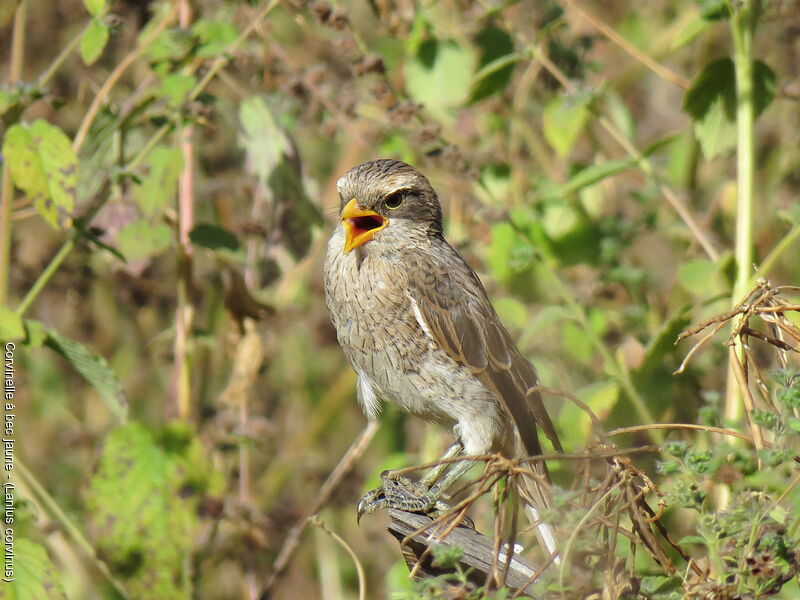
[335,159,443,254]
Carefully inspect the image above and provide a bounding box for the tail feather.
[517,457,560,565]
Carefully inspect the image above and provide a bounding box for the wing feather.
[407,245,562,457]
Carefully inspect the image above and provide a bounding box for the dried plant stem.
[13,0,281,318]
[0,0,26,306]
[173,0,195,421]
[533,49,720,262]
[261,420,379,598]
[608,423,754,444]
[73,4,179,152]
[561,0,690,89]
[311,516,367,600]
[725,0,760,438]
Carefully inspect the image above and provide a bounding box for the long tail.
[516,456,560,564]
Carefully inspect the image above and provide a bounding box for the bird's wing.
[406,244,562,457]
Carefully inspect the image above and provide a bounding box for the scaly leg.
[357,441,475,522]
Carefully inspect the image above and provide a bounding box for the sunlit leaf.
[80,18,110,65]
[159,73,195,108]
[23,319,48,347]
[550,159,633,199]
[693,98,736,159]
[142,26,193,63]
[0,539,67,600]
[238,96,321,260]
[406,39,474,118]
[2,120,77,229]
[0,306,24,341]
[87,423,222,598]
[542,94,591,158]
[678,258,726,298]
[239,96,289,185]
[558,380,620,449]
[83,0,106,17]
[117,219,172,260]
[670,16,710,50]
[133,146,184,216]
[193,19,238,58]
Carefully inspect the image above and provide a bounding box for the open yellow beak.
[340,198,387,254]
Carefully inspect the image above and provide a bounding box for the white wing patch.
[356,372,382,421]
[407,292,434,341]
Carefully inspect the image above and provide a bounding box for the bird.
[323,158,562,560]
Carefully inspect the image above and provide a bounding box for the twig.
[73,4,179,151]
[311,516,367,600]
[608,423,754,443]
[561,0,690,89]
[260,420,379,598]
[0,0,27,306]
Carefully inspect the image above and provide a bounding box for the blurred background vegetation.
[1,0,799,598]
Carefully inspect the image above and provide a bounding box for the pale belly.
[325,237,509,455]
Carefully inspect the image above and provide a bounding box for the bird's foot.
[357,470,438,521]
[357,470,473,528]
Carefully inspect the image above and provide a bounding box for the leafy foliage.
[86,423,221,598]
[1,0,799,598]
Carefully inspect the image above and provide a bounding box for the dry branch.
[387,509,542,598]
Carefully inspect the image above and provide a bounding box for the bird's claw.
[356,470,474,529]
[357,470,434,522]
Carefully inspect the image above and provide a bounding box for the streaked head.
[335,159,443,254]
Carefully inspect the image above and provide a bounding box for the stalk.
[724,1,759,426]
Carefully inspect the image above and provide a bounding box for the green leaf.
[239,96,289,185]
[677,258,726,298]
[87,423,221,598]
[189,223,239,251]
[0,89,17,116]
[159,73,195,108]
[83,0,106,16]
[117,220,172,261]
[550,159,633,199]
[694,99,737,159]
[2,120,77,229]
[486,222,516,284]
[44,328,128,423]
[542,94,591,158]
[558,381,619,449]
[24,319,48,347]
[678,535,707,546]
[637,307,691,375]
[0,539,67,600]
[0,307,24,341]
[192,19,238,58]
[670,17,710,50]
[80,18,110,65]
[787,416,800,433]
[752,60,776,118]
[638,575,682,598]
[470,26,517,102]
[405,39,474,119]
[142,27,193,63]
[683,58,736,159]
[238,96,321,260]
[133,146,184,216]
[695,0,729,20]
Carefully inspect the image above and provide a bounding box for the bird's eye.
[384,192,404,210]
